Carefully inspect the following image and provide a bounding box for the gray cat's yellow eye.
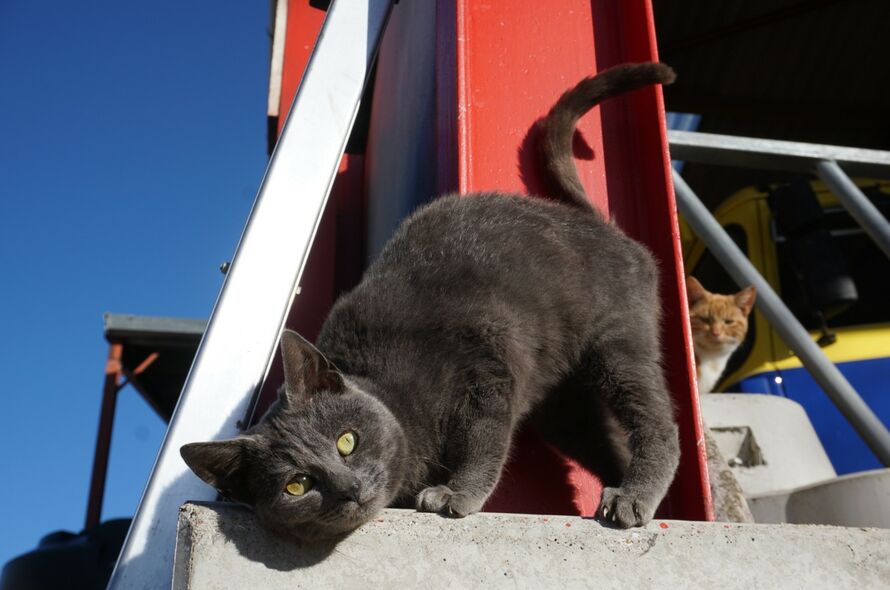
[285,475,314,496]
[337,431,356,456]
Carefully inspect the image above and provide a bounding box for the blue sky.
[0,1,269,565]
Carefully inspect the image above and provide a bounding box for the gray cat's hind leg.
[588,342,680,528]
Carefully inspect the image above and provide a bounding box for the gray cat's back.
[317,192,657,404]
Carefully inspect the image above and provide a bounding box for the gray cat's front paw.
[416,485,484,518]
[598,487,656,528]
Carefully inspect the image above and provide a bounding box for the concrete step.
[174,502,890,589]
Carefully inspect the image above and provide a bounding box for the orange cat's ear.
[686,276,707,305]
[735,286,757,316]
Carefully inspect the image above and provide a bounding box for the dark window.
[775,184,890,329]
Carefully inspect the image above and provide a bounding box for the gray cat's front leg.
[416,394,513,518]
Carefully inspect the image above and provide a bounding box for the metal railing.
[669,130,890,465]
[107,1,396,587]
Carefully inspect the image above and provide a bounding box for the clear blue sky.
[0,1,269,565]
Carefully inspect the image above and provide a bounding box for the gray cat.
[181,62,680,542]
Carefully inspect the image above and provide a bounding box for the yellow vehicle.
[681,178,890,474]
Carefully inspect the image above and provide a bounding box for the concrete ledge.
[174,502,890,589]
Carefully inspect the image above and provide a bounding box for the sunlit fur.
[687,276,756,393]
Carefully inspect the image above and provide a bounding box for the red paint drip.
[659,522,669,529]
[565,522,572,528]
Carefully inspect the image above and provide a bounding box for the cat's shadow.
[210,502,341,571]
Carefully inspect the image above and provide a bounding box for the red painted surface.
[437,0,711,520]
[266,0,710,520]
[277,2,327,137]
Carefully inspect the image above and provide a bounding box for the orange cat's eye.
[724,319,735,325]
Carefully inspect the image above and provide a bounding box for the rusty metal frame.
[84,345,159,530]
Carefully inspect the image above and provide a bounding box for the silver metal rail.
[108,1,395,587]
[668,130,890,177]
[672,170,890,466]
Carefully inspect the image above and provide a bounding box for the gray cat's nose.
[332,474,362,503]
[342,480,361,503]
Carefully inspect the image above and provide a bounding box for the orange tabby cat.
[686,277,757,393]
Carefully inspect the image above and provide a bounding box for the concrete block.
[174,502,890,589]
[701,394,836,496]
[749,468,890,528]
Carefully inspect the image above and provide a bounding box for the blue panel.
[733,371,785,396]
[734,359,889,474]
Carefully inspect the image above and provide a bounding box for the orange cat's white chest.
[696,350,734,394]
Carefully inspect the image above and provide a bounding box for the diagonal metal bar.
[108,1,396,587]
[815,160,890,261]
[672,169,890,466]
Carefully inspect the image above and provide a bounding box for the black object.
[0,520,131,590]
[309,0,332,10]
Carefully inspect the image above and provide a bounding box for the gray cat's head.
[181,330,406,542]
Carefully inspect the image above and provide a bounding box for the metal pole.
[85,343,123,530]
[815,159,890,260]
[107,1,396,587]
[672,170,890,466]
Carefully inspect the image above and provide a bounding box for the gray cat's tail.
[538,62,675,213]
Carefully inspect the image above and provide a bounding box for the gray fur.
[181,62,680,541]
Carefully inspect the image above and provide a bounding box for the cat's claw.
[416,485,484,518]
[598,487,654,528]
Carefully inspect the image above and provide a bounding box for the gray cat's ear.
[735,286,757,316]
[181,438,254,503]
[686,276,707,305]
[280,329,344,404]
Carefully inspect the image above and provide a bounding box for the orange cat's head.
[686,277,756,354]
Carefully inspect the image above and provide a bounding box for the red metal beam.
[435,0,711,520]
